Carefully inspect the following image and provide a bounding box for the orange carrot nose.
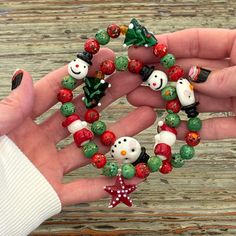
[121,150,127,156]
[189,84,194,91]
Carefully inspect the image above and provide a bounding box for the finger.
[32,48,115,118]
[58,106,156,174]
[129,28,236,63]
[0,69,34,136]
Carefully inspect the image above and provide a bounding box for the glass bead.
[57,88,73,103]
[159,161,172,174]
[100,59,115,75]
[171,153,185,168]
[161,86,177,101]
[91,120,106,135]
[122,163,136,179]
[61,75,77,90]
[180,145,195,160]
[166,99,181,113]
[147,156,162,172]
[135,163,150,178]
[153,43,167,59]
[102,162,119,177]
[185,131,200,147]
[187,117,202,131]
[107,24,120,38]
[167,65,185,82]
[115,55,129,71]
[160,53,176,69]
[60,102,75,117]
[82,141,99,158]
[100,130,116,146]
[165,113,181,128]
[84,38,100,54]
[92,153,107,168]
[95,29,110,45]
[128,59,143,74]
[84,109,100,123]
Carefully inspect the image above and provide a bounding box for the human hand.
[0,48,156,206]
[127,28,236,140]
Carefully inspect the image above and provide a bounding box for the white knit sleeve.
[0,135,62,236]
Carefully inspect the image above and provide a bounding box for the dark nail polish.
[11,70,23,90]
[188,66,211,83]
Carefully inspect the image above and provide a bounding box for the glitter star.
[104,174,137,208]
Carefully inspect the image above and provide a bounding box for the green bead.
[115,56,128,71]
[82,141,98,158]
[61,75,77,90]
[95,29,110,45]
[102,162,119,177]
[161,86,177,101]
[187,117,202,131]
[121,163,135,179]
[160,53,176,68]
[171,153,185,168]
[165,113,181,128]
[180,145,195,160]
[147,156,162,172]
[60,102,75,117]
[91,121,106,135]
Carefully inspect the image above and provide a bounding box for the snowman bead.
[68,58,89,80]
[146,70,168,91]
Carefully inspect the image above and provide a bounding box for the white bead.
[68,120,87,134]
[146,70,168,91]
[68,58,89,80]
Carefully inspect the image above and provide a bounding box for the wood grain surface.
[0,0,236,235]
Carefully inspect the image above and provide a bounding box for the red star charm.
[104,174,137,208]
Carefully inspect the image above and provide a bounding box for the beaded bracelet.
[58,18,202,208]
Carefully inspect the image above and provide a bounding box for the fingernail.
[11,69,23,90]
[188,66,211,83]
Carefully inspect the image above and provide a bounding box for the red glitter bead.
[107,24,120,38]
[166,99,181,113]
[167,65,185,82]
[185,131,200,146]
[84,38,100,54]
[100,130,116,146]
[153,43,168,59]
[100,59,116,75]
[84,109,100,123]
[128,59,144,74]
[73,128,94,147]
[57,88,73,103]
[135,163,150,178]
[92,153,107,168]
[159,161,172,174]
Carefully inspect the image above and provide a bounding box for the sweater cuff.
[0,135,62,236]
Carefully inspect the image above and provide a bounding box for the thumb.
[0,69,34,135]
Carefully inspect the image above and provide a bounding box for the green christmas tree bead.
[180,145,195,160]
[147,156,162,172]
[95,29,110,45]
[121,163,135,179]
[91,120,106,135]
[61,75,77,90]
[160,53,176,68]
[165,113,181,128]
[187,117,202,131]
[60,102,75,117]
[102,162,119,177]
[171,153,185,168]
[115,55,129,71]
[82,141,99,158]
[161,86,177,101]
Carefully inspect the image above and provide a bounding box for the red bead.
[84,38,100,54]
[62,114,80,127]
[100,59,116,75]
[153,43,168,59]
[135,163,150,178]
[154,143,172,162]
[100,130,116,146]
[107,24,120,38]
[167,65,185,81]
[128,59,144,74]
[73,128,94,147]
[185,131,200,146]
[92,153,107,168]
[57,88,73,103]
[84,109,100,123]
[159,161,172,174]
[166,99,181,113]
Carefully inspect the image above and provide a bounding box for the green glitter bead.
[180,145,195,160]
[147,156,162,172]
[161,86,177,101]
[187,117,202,131]
[171,153,185,168]
[91,120,106,135]
[95,29,110,45]
[60,102,75,117]
[115,55,129,71]
[102,162,119,177]
[160,53,176,68]
[165,113,181,128]
[82,141,98,158]
[61,75,77,90]
[121,163,135,179]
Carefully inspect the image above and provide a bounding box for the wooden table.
[0,1,236,235]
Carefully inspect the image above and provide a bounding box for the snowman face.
[146,70,168,91]
[176,78,195,106]
[68,58,89,80]
[110,137,142,164]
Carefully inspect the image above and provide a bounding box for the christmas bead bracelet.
[58,18,202,208]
